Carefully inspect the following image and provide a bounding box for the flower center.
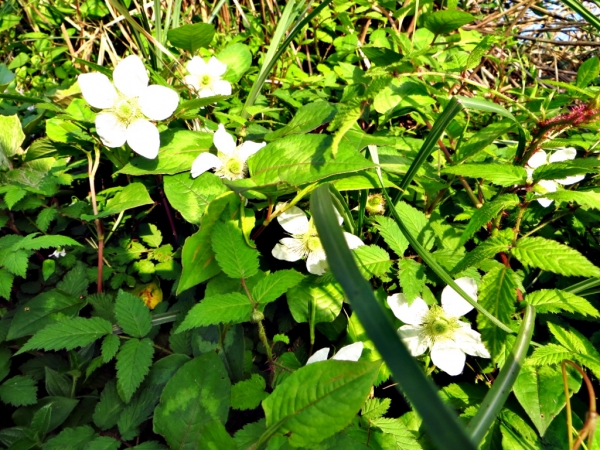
[114,98,140,125]
[431,319,450,336]
[422,305,459,341]
[200,74,212,86]
[226,158,243,175]
[306,236,322,252]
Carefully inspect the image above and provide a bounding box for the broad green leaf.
[525,289,599,317]
[0,249,28,277]
[167,23,215,53]
[443,164,527,187]
[17,317,112,354]
[249,134,373,187]
[452,233,512,274]
[511,236,600,277]
[250,269,305,305]
[532,159,600,181]
[117,385,162,440]
[424,10,475,34]
[7,289,85,340]
[164,172,227,224]
[44,426,96,450]
[265,101,337,141]
[498,410,542,449]
[476,267,517,362]
[262,360,380,447]
[0,114,24,170]
[81,183,153,220]
[459,194,519,246]
[177,293,252,332]
[353,245,392,279]
[373,215,409,257]
[0,375,37,406]
[139,223,162,248]
[84,436,120,450]
[398,259,426,303]
[217,43,253,83]
[545,323,600,378]
[513,364,582,436]
[114,290,152,338]
[4,186,26,209]
[17,233,81,251]
[287,278,344,324]
[46,118,92,143]
[231,374,268,410]
[93,380,124,430]
[456,121,514,162]
[178,193,238,294]
[394,201,435,250]
[528,343,573,367]
[576,56,599,88]
[370,417,423,449]
[118,130,213,176]
[0,64,15,91]
[116,338,154,403]
[45,367,71,397]
[211,220,259,279]
[56,263,89,297]
[101,334,120,363]
[362,398,391,421]
[544,190,600,211]
[153,352,231,450]
[0,268,14,300]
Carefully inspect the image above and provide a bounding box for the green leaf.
[153,352,231,450]
[452,234,511,274]
[57,263,89,297]
[7,290,86,340]
[36,207,58,233]
[0,64,15,91]
[0,375,37,406]
[528,343,572,367]
[261,360,380,447]
[546,323,600,378]
[93,381,125,430]
[101,334,120,363]
[361,398,391,421]
[459,194,519,246]
[525,289,600,317]
[45,367,71,397]
[394,201,435,250]
[115,290,152,338]
[353,245,392,279]
[511,236,600,277]
[164,172,227,224]
[84,436,120,450]
[17,317,112,354]
[1,249,28,277]
[44,426,96,450]
[398,259,426,303]
[250,269,305,305]
[0,114,24,170]
[18,234,81,251]
[167,23,215,53]
[116,338,154,403]
[177,293,252,332]
[373,215,409,257]
[287,278,344,324]
[139,223,162,248]
[424,10,475,34]
[576,56,599,88]
[4,187,26,209]
[370,417,423,449]
[443,163,527,187]
[81,183,153,220]
[532,159,600,181]
[513,364,582,436]
[476,267,517,361]
[0,268,14,300]
[456,121,514,162]
[544,190,600,211]
[265,101,337,141]
[211,220,259,279]
[231,374,268,410]
[216,43,253,83]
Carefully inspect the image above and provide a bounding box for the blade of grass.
[312,185,476,450]
[466,305,536,444]
[558,0,600,32]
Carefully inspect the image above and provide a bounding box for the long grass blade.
[466,305,536,443]
[311,185,476,450]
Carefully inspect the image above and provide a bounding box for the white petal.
[95,112,126,148]
[191,152,223,178]
[455,325,490,358]
[207,56,228,77]
[238,140,266,162]
[442,277,478,318]
[527,150,547,169]
[126,119,160,159]
[431,341,466,376]
[277,206,310,235]
[214,124,236,156]
[139,85,179,121]
[537,179,558,195]
[211,79,232,96]
[113,55,148,98]
[549,147,577,163]
[306,348,330,365]
[387,293,429,325]
[78,73,117,109]
[536,197,554,208]
[306,250,328,275]
[344,233,364,250]
[332,342,363,362]
[526,167,534,184]
[186,56,208,75]
[398,325,428,356]
[184,74,200,91]
[556,175,585,186]
[272,238,304,262]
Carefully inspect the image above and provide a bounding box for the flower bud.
[366,194,386,215]
[251,309,265,323]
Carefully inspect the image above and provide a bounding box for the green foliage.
[115,290,152,338]
[116,338,154,403]
[211,220,260,279]
[231,374,268,410]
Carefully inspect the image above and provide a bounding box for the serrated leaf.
[528,343,572,367]
[577,56,599,88]
[525,289,600,317]
[84,436,120,450]
[544,190,600,211]
[0,268,14,300]
[81,183,153,220]
[532,159,600,181]
[93,380,125,430]
[43,425,96,450]
[5,187,26,209]
[424,10,475,34]
[177,293,252,332]
[1,249,29,277]
[477,267,517,361]
[370,417,422,449]
[511,236,600,277]
[116,338,154,403]
[459,194,519,246]
[117,385,161,440]
[211,220,259,279]
[231,374,268,410]
[353,245,392,279]
[287,278,344,324]
[373,215,409,257]
[361,397,391,421]
[115,290,152,338]
[547,323,600,379]
[19,234,81,251]
[167,22,215,53]
[443,163,527,187]
[452,234,511,274]
[17,317,112,354]
[398,259,425,303]
[0,375,37,406]
[394,201,435,250]
[139,223,162,248]
[251,269,304,305]
[57,263,89,297]
[265,101,336,141]
[101,334,120,363]
[262,360,380,447]
[456,120,513,161]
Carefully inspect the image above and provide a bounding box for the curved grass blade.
[564,277,600,296]
[466,305,536,444]
[311,185,476,450]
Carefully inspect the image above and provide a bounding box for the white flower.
[49,249,66,258]
[184,56,232,98]
[387,277,490,376]
[526,147,585,208]
[271,205,364,275]
[306,342,364,365]
[78,55,179,159]
[191,124,266,180]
